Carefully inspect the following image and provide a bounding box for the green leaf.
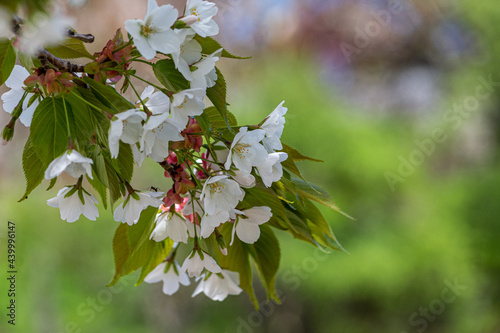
[105,158,124,208]
[0,38,16,86]
[114,142,134,182]
[109,206,173,287]
[301,198,347,253]
[280,144,323,182]
[19,138,46,202]
[285,194,347,253]
[29,98,72,165]
[90,147,123,208]
[46,38,94,59]
[91,147,109,187]
[196,106,238,143]
[71,87,110,144]
[243,186,290,231]
[66,91,96,146]
[135,238,173,285]
[217,223,258,309]
[292,178,353,219]
[80,77,134,114]
[87,173,108,210]
[153,58,190,92]
[282,143,323,162]
[206,67,230,125]
[248,225,281,303]
[193,35,250,59]
[284,209,317,245]
[197,105,236,132]
[17,51,41,72]
[46,177,57,191]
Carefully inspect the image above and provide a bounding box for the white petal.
[149,29,181,55]
[18,96,39,127]
[140,86,155,100]
[162,270,181,295]
[1,88,24,114]
[236,220,261,244]
[81,192,99,220]
[144,262,167,283]
[202,253,222,274]
[44,152,71,180]
[146,0,160,18]
[245,206,272,225]
[5,65,30,88]
[149,5,178,30]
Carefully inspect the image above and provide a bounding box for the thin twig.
[67,29,95,43]
[37,49,86,72]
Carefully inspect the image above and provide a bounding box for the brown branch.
[67,29,95,43]
[37,49,86,73]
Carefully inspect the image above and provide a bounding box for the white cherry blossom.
[200,175,244,215]
[261,101,287,152]
[256,152,288,187]
[114,191,163,225]
[184,0,219,37]
[44,150,93,180]
[190,49,222,91]
[200,210,231,238]
[140,86,170,115]
[225,127,267,175]
[125,0,181,60]
[151,212,192,243]
[109,109,147,158]
[211,144,256,187]
[1,65,40,127]
[234,206,272,244]
[145,262,190,295]
[132,144,147,167]
[183,192,204,217]
[140,113,183,162]
[181,250,222,278]
[192,270,242,301]
[170,88,205,128]
[171,30,202,81]
[47,187,99,223]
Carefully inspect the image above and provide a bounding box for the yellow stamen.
[209,182,225,194]
[235,144,250,159]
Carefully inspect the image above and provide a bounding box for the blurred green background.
[1,0,500,332]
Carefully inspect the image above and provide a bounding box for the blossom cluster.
[1,0,291,301]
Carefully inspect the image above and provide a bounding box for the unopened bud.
[2,118,16,142]
[179,15,198,26]
[218,246,227,256]
[215,231,227,256]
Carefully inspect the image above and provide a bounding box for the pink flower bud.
[180,15,198,26]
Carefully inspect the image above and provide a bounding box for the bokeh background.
[1,0,500,332]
